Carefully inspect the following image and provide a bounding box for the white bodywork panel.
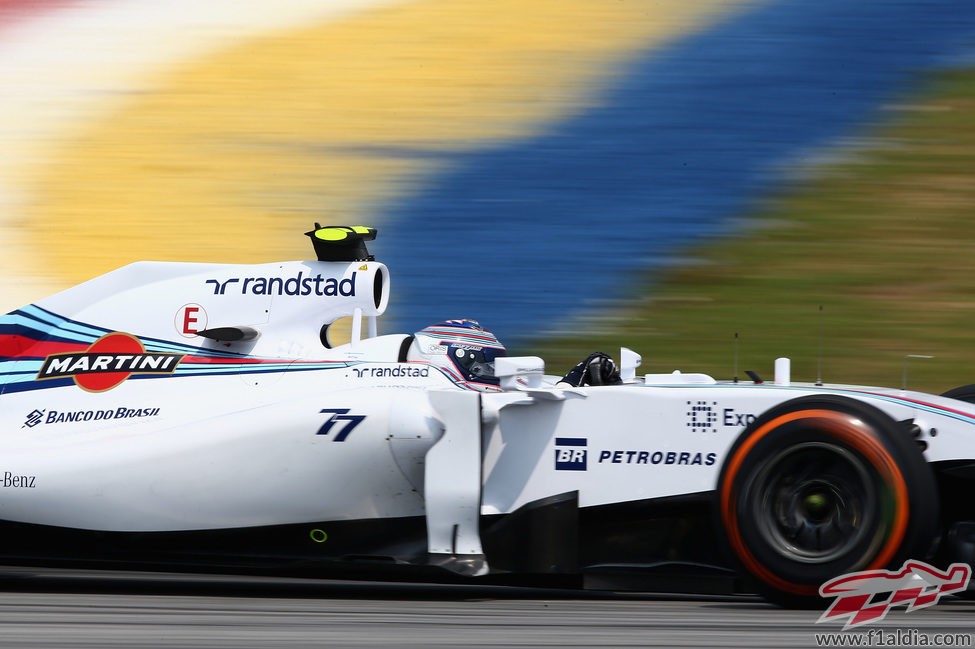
[2,258,975,535]
[38,260,389,360]
[425,390,483,555]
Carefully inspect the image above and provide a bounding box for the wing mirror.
[494,356,545,390]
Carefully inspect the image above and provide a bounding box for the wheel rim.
[748,442,879,564]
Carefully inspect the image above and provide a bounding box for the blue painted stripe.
[19,305,107,341]
[0,360,40,371]
[0,377,74,393]
[643,382,975,426]
[3,305,249,359]
[555,437,587,446]
[751,384,975,425]
[0,315,96,344]
[0,361,346,393]
[381,0,975,343]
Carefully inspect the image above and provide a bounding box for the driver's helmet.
[407,319,506,390]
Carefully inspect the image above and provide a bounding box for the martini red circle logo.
[36,332,184,392]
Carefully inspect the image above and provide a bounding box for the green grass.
[523,68,975,394]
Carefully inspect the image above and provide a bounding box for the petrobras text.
[205,272,357,296]
[598,450,717,466]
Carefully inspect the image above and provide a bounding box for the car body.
[1,226,974,605]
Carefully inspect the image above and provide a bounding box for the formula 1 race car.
[1,225,974,607]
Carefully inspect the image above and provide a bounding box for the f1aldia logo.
[817,559,971,629]
[36,333,184,392]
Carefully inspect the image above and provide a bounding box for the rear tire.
[717,395,938,608]
[938,385,975,599]
[941,384,975,403]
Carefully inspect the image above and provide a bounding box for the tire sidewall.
[717,395,938,605]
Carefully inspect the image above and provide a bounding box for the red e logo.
[175,304,208,338]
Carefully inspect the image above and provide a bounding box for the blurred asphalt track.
[0,569,972,648]
[2,0,975,341]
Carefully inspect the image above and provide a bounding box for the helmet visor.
[449,345,504,383]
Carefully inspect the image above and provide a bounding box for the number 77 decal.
[317,409,366,442]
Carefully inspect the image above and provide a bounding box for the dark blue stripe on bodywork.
[555,437,587,446]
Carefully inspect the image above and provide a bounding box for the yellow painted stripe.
[28,0,748,286]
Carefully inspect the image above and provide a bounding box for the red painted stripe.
[846,388,975,421]
[0,0,80,16]
[181,354,264,365]
[0,338,259,364]
[422,329,501,343]
[3,333,368,369]
[0,0,83,34]
[0,335,87,358]
[176,355,346,366]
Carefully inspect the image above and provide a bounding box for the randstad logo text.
[205,272,357,296]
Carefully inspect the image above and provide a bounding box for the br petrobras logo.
[554,437,587,471]
[36,332,184,392]
[817,560,971,629]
